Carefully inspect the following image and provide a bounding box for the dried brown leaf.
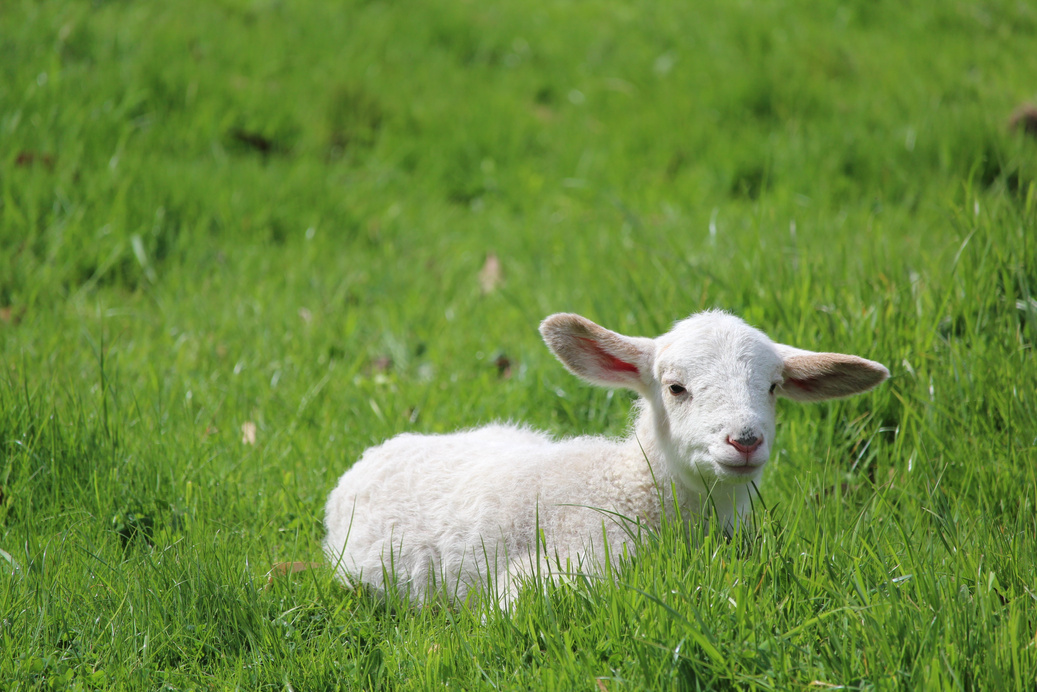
[230,128,282,155]
[264,561,323,588]
[15,151,55,169]
[478,253,503,294]
[0,306,25,326]
[494,353,512,380]
[241,421,257,445]
[1009,103,1037,137]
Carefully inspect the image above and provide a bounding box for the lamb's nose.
[727,432,763,455]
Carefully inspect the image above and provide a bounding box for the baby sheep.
[324,310,889,607]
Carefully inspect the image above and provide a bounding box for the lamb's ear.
[775,343,890,402]
[539,313,656,394]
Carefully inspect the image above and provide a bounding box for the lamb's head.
[540,310,889,490]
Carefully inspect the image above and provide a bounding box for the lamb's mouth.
[718,462,762,475]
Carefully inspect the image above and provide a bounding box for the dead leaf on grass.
[264,561,323,588]
[0,306,26,326]
[478,253,503,294]
[494,353,512,380]
[230,128,283,156]
[1009,103,1037,137]
[15,151,55,169]
[241,421,257,445]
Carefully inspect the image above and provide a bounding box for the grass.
[2,0,1037,688]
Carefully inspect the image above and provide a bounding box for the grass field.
[3,0,1037,688]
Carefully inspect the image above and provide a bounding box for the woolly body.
[323,422,668,604]
[323,311,889,605]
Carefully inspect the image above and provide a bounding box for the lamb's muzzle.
[728,431,763,455]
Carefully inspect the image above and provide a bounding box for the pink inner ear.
[788,378,814,392]
[602,353,639,374]
[580,337,639,375]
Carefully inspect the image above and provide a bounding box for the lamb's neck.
[623,405,699,517]
[628,408,666,477]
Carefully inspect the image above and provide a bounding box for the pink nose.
[727,434,763,455]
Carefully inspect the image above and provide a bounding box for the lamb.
[323,310,889,607]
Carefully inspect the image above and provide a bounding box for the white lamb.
[323,310,889,607]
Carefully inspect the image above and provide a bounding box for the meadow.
[2,0,1037,688]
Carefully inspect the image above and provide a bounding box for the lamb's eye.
[668,384,687,396]
[769,383,777,395]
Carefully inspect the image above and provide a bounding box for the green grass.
[3,0,1037,688]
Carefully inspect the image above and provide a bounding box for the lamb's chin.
[715,463,764,483]
[705,452,766,481]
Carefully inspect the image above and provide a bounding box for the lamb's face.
[540,309,888,490]
[650,314,784,487]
